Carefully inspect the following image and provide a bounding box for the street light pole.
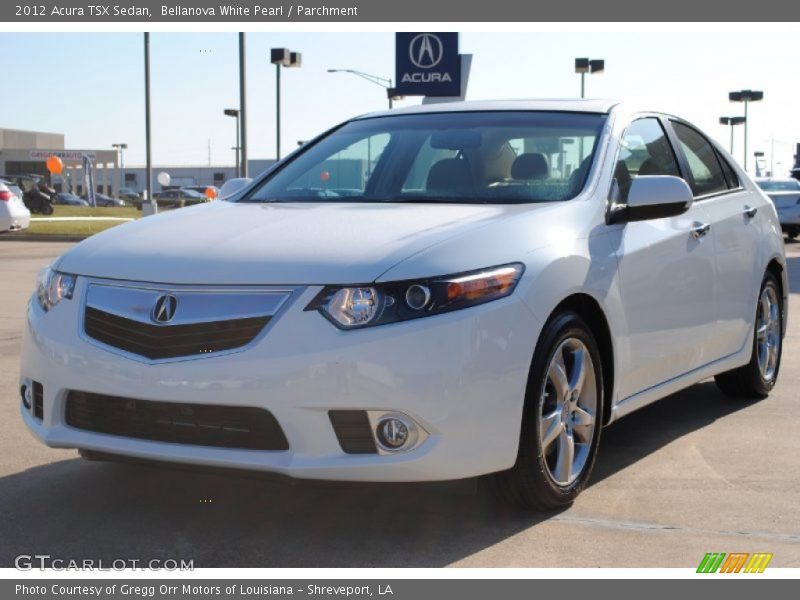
[224,109,240,177]
[729,90,764,172]
[239,32,248,178]
[276,62,281,161]
[327,69,395,109]
[771,136,774,176]
[574,58,604,99]
[744,101,749,170]
[754,151,765,177]
[730,124,734,154]
[719,117,745,155]
[144,33,152,207]
[271,48,302,162]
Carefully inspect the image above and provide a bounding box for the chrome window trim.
[691,186,747,202]
[77,277,305,365]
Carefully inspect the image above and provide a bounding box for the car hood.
[56,201,539,285]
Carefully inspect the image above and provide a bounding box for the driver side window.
[616,118,681,203]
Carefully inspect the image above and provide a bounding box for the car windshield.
[758,179,800,191]
[242,111,607,204]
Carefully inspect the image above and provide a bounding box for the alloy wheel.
[756,285,781,381]
[539,337,598,486]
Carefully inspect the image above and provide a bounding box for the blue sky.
[0,31,797,174]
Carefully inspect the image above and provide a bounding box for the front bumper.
[19,277,539,481]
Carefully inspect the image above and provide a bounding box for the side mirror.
[608,175,694,224]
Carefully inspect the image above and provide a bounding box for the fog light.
[21,384,32,410]
[405,284,432,310]
[376,417,410,450]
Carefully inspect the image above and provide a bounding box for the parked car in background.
[0,181,31,232]
[756,177,800,239]
[181,185,219,198]
[117,188,141,202]
[6,183,25,204]
[219,177,253,199]
[1,174,54,214]
[19,101,788,510]
[54,193,89,207]
[83,193,126,208]
[148,188,208,209]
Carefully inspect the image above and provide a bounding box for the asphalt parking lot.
[1,240,799,568]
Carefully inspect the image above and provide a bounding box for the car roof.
[356,98,621,120]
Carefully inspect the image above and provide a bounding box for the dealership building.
[0,127,274,196]
[0,128,118,194]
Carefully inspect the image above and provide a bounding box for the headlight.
[35,267,76,312]
[307,263,524,330]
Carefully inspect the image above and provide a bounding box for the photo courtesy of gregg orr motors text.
[15,585,390,596]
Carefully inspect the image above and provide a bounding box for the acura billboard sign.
[395,32,461,97]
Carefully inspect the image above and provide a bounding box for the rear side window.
[671,122,728,196]
[716,151,740,189]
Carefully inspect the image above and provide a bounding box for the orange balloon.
[46,156,63,175]
[205,187,218,200]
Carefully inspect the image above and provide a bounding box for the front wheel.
[715,271,783,398]
[494,312,604,510]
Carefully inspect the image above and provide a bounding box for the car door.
[668,120,762,360]
[610,117,717,400]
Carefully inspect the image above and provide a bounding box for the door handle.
[744,205,758,219]
[691,222,711,239]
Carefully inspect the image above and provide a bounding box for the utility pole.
[239,33,248,177]
[144,33,153,206]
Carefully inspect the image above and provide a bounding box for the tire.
[715,271,783,398]
[786,228,799,240]
[494,311,604,510]
[40,203,54,216]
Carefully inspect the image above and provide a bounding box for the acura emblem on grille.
[151,294,178,324]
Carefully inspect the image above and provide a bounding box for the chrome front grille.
[82,282,295,361]
[85,307,270,360]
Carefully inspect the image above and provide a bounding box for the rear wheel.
[715,272,782,398]
[495,312,603,510]
[786,228,799,240]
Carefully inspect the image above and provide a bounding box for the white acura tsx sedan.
[19,100,787,509]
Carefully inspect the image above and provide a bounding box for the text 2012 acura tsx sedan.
[19,100,787,509]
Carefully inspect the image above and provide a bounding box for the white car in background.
[0,180,31,232]
[755,177,800,239]
[19,100,787,510]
